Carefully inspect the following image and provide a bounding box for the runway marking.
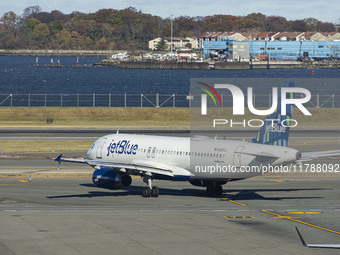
[262,210,340,235]
[224,216,254,219]
[220,198,247,206]
[270,215,302,219]
[287,211,322,214]
[0,197,61,206]
[269,180,286,183]
[0,184,30,186]
[18,180,30,183]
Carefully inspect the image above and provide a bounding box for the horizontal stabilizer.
[298,150,340,162]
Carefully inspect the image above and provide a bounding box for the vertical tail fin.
[251,81,295,147]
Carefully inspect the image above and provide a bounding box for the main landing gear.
[206,182,223,196]
[142,172,159,197]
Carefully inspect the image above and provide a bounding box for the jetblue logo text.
[107,139,138,156]
[201,84,312,116]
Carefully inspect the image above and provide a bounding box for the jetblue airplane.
[55,91,340,197]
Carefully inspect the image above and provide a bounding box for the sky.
[1,0,340,23]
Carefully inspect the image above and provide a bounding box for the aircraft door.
[147,147,151,158]
[96,138,107,159]
[233,146,244,167]
[151,147,156,158]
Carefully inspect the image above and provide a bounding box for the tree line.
[0,6,337,50]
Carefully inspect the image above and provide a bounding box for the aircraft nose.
[87,146,96,160]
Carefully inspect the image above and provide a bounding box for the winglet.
[55,154,62,165]
[295,227,307,247]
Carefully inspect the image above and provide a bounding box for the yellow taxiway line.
[262,210,340,235]
[220,198,247,206]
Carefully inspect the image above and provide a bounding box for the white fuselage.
[87,134,300,181]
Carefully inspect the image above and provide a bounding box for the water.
[1,56,340,95]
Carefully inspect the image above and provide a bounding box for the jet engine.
[92,168,132,190]
[189,179,210,187]
[189,179,227,187]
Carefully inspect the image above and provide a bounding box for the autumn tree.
[48,20,64,35]
[319,22,335,32]
[0,7,337,50]
[22,5,42,20]
[33,23,50,40]
[56,29,71,47]
[0,12,21,29]
[288,20,308,32]
[25,17,41,31]
[0,12,21,48]
[265,16,288,31]
[173,16,201,37]
[304,18,322,31]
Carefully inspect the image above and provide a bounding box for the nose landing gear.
[142,172,159,197]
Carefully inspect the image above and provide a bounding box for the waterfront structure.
[203,40,340,60]
[300,32,327,41]
[322,32,340,41]
[203,41,229,60]
[200,31,340,60]
[272,32,305,41]
[250,41,340,60]
[228,42,250,60]
[149,37,198,51]
[197,32,248,48]
[200,31,340,44]
[252,32,279,41]
[149,31,340,60]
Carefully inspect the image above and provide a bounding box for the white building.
[197,32,249,48]
[149,37,198,51]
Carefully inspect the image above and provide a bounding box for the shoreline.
[98,59,340,70]
[0,49,115,57]
[1,50,339,69]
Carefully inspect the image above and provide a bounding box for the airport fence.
[0,93,339,108]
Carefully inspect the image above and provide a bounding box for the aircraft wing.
[296,227,340,249]
[54,154,188,177]
[55,154,88,164]
[298,150,340,162]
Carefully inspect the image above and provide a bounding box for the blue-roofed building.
[249,41,340,60]
[202,40,340,60]
[203,41,232,59]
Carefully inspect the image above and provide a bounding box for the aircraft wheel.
[214,185,223,196]
[142,186,151,197]
[206,185,213,196]
[151,186,160,197]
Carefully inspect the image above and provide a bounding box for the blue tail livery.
[251,81,295,147]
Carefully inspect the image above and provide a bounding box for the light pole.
[170,15,173,60]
